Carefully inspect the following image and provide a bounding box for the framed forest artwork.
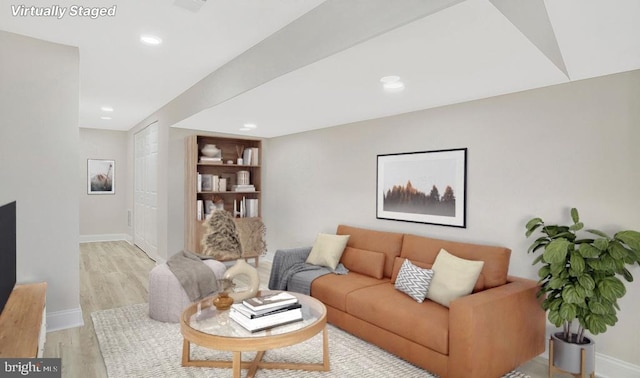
[376,148,467,227]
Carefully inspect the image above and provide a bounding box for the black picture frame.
[376,148,467,227]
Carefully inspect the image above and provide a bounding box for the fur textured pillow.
[200,209,242,260]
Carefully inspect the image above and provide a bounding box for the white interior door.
[134,123,159,261]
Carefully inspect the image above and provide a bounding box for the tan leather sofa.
[308,225,545,378]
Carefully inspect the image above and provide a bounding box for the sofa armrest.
[267,247,312,290]
[448,276,545,378]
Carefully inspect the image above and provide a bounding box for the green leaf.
[570,208,580,223]
[570,252,585,274]
[548,276,565,289]
[597,276,626,301]
[615,230,640,251]
[609,241,631,260]
[570,222,584,231]
[525,217,543,231]
[562,285,583,304]
[544,239,571,264]
[588,298,609,315]
[621,268,634,282]
[559,302,577,320]
[550,261,566,276]
[587,229,610,238]
[579,243,601,258]
[594,238,610,251]
[548,309,563,327]
[585,314,607,334]
[538,265,551,279]
[528,238,549,253]
[577,275,596,291]
[525,223,542,238]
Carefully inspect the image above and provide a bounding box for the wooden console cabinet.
[185,135,262,264]
[0,282,47,358]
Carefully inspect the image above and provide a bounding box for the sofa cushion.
[311,271,387,312]
[306,233,350,269]
[391,257,486,293]
[340,247,385,279]
[394,259,434,302]
[426,249,484,307]
[345,283,449,355]
[337,225,404,279]
[400,233,510,290]
[391,257,432,283]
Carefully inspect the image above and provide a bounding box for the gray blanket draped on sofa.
[268,246,348,295]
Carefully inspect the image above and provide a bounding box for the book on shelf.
[231,302,302,319]
[242,292,298,312]
[242,148,252,166]
[200,157,222,164]
[229,306,303,332]
[232,185,255,192]
[250,147,259,165]
[196,200,204,221]
[201,174,213,191]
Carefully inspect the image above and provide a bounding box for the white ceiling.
[2,0,639,137]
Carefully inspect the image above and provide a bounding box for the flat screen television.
[0,201,17,316]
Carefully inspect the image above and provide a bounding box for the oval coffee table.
[180,290,329,378]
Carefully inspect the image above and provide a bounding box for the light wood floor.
[44,241,552,378]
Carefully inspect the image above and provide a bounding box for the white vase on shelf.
[201,144,221,158]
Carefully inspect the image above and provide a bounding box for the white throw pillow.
[394,259,434,303]
[306,233,350,269]
[426,248,484,307]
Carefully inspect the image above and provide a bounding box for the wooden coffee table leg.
[182,339,191,365]
[322,326,330,371]
[232,351,242,378]
[247,351,265,378]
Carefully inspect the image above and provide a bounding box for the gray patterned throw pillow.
[394,259,434,303]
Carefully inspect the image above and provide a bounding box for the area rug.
[92,303,530,378]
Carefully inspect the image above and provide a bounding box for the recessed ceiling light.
[101,116,112,120]
[101,106,114,112]
[140,34,162,46]
[380,75,405,92]
[243,123,257,129]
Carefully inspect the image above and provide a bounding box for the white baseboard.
[46,306,84,332]
[535,353,640,378]
[594,352,640,378]
[79,234,132,243]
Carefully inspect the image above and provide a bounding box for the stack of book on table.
[229,292,302,332]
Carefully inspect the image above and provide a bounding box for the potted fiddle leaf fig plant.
[525,208,640,375]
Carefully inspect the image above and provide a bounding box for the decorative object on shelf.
[201,144,221,158]
[218,178,227,192]
[235,145,244,158]
[200,209,242,260]
[525,208,640,377]
[236,171,250,185]
[212,278,234,310]
[223,259,260,303]
[87,159,115,194]
[376,148,466,227]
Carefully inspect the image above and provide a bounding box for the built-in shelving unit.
[184,135,262,257]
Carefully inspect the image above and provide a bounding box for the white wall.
[79,128,129,242]
[0,31,82,330]
[264,70,640,367]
